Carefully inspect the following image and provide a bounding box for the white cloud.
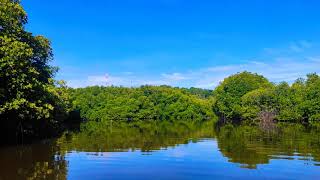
[162,73,188,81]
[194,58,320,88]
[308,56,320,62]
[66,57,320,89]
[289,44,304,52]
[123,72,134,75]
[207,65,240,72]
[87,75,108,83]
[264,40,312,54]
[65,37,319,91]
[68,74,126,88]
[67,74,169,88]
[289,40,312,52]
[299,40,312,48]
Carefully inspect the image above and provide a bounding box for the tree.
[213,71,272,122]
[273,82,303,122]
[241,87,276,122]
[0,0,69,142]
[302,73,320,123]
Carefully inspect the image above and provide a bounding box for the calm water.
[0,121,319,180]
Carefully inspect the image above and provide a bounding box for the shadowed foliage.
[0,0,70,143]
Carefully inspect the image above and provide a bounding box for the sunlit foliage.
[69,86,216,122]
[0,0,70,142]
[213,71,272,122]
[214,71,320,125]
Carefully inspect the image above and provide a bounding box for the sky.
[22,0,320,89]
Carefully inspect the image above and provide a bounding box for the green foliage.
[216,71,320,124]
[0,0,70,141]
[70,86,216,122]
[241,87,276,121]
[213,71,272,121]
[181,87,213,99]
[302,73,320,122]
[273,82,303,121]
[69,72,320,126]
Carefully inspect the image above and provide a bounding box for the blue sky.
[22,0,320,89]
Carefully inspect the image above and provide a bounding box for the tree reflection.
[1,121,319,179]
[216,124,320,169]
[57,120,217,153]
[0,141,68,180]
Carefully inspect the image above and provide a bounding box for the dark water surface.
[0,121,319,180]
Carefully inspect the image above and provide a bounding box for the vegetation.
[0,0,70,143]
[211,70,319,125]
[181,87,212,99]
[213,72,320,125]
[1,2,320,179]
[69,85,216,122]
[69,72,320,127]
[213,71,272,122]
[1,1,320,145]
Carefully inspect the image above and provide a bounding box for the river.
[0,121,319,179]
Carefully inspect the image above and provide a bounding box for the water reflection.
[0,141,67,180]
[0,121,319,179]
[57,120,216,153]
[216,124,320,169]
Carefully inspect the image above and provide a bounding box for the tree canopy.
[0,0,70,142]
[214,71,320,125]
[213,71,272,122]
[70,86,216,122]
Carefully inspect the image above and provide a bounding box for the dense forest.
[213,72,320,126]
[70,71,320,127]
[1,0,320,144]
[69,86,215,122]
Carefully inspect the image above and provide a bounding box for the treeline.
[70,72,320,126]
[1,0,320,143]
[213,72,320,125]
[69,86,215,122]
